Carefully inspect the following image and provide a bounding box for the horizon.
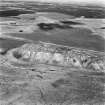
[2,0,105,6]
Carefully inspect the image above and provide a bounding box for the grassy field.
[0,63,105,105]
[7,27,105,52]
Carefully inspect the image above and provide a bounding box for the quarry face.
[0,1,105,105]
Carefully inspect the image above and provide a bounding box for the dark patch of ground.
[60,20,84,25]
[0,10,34,17]
[37,23,72,31]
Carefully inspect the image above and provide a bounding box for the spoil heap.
[6,41,105,72]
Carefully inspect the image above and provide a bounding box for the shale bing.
[6,41,105,72]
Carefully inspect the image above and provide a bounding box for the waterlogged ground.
[0,1,105,105]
